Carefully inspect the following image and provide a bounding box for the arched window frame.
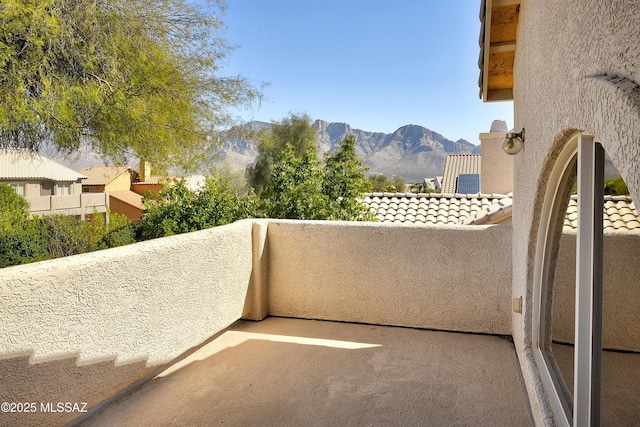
[532,133,604,427]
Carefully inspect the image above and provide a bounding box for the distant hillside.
[219,120,480,182]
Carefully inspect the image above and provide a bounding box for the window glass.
[9,183,26,196]
[56,183,71,195]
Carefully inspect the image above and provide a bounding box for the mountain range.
[52,120,480,183]
[220,120,480,183]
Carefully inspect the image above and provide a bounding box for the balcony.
[26,193,109,219]
[0,218,636,425]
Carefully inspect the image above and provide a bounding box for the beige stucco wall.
[509,1,640,424]
[267,220,513,335]
[0,219,256,426]
[104,172,132,192]
[552,232,640,352]
[480,132,513,194]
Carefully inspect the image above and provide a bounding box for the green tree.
[323,135,375,220]
[246,113,318,195]
[0,184,47,266]
[0,0,260,169]
[260,144,328,220]
[368,173,405,192]
[139,175,257,239]
[0,183,29,228]
[604,176,630,196]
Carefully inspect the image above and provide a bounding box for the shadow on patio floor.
[77,317,533,426]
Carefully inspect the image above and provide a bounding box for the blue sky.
[216,1,513,145]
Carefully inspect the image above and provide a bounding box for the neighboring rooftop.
[0,149,87,182]
[78,166,133,186]
[109,191,145,210]
[364,192,640,232]
[565,195,640,233]
[441,154,481,194]
[362,192,512,226]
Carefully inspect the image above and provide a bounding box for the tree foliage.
[604,176,630,196]
[246,113,317,195]
[323,135,375,220]
[260,144,328,220]
[139,174,257,239]
[260,136,376,221]
[368,173,405,192]
[0,183,136,267]
[0,0,260,169]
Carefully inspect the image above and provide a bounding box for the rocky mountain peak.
[219,120,479,182]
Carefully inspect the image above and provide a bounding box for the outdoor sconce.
[502,128,525,155]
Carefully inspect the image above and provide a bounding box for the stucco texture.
[552,233,640,352]
[267,220,513,335]
[509,1,640,424]
[0,219,254,426]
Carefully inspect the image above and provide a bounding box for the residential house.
[78,162,174,221]
[78,165,144,221]
[0,149,108,219]
[479,0,640,425]
[0,2,639,426]
[130,161,175,197]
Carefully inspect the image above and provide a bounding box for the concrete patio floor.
[76,317,533,426]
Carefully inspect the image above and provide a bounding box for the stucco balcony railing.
[1,219,638,425]
[26,193,109,219]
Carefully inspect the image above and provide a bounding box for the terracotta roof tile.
[564,195,640,233]
[364,192,514,227]
[78,166,133,186]
[364,193,640,232]
[441,155,481,194]
[109,191,145,210]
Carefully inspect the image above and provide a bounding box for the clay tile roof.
[365,193,639,233]
[363,192,511,226]
[441,154,482,194]
[0,149,86,182]
[78,166,133,186]
[108,191,145,210]
[564,195,640,233]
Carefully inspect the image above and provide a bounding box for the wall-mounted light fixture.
[502,128,525,155]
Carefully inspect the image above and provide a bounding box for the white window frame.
[56,183,71,195]
[532,133,604,427]
[8,183,26,197]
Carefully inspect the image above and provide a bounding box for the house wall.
[511,1,640,424]
[104,172,132,192]
[0,220,256,426]
[480,131,513,194]
[131,183,163,197]
[0,179,41,197]
[83,184,106,193]
[267,221,513,335]
[552,232,640,352]
[108,196,142,221]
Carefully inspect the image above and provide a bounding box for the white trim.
[532,135,578,427]
[573,135,603,426]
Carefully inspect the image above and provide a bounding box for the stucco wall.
[104,172,132,192]
[267,220,513,335]
[510,1,640,424]
[552,232,640,352]
[0,219,255,426]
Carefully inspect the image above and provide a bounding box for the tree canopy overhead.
[0,0,261,169]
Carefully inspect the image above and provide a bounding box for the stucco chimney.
[139,161,151,183]
[480,120,513,194]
